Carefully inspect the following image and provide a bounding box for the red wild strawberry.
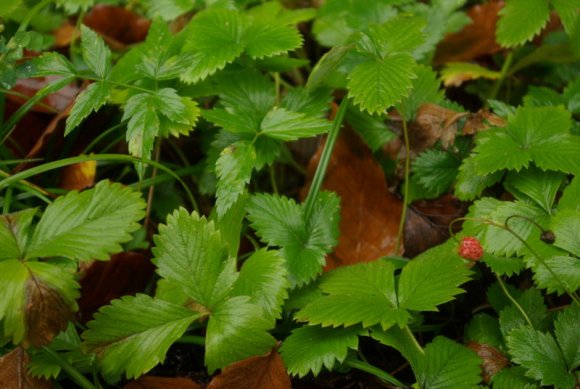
[458,237,484,261]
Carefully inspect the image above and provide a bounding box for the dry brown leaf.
[25,277,73,347]
[84,5,151,50]
[123,376,203,389]
[53,22,79,48]
[434,1,504,64]
[9,76,79,113]
[462,109,506,135]
[302,129,403,270]
[409,104,468,152]
[467,342,510,383]
[207,349,290,389]
[60,160,97,190]
[0,347,52,389]
[78,251,155,323]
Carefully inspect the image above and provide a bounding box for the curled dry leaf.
[207,349,291,389]
[302,129,403,269]
[78,251,155,323]
[84,5,151,50]
[434,1,504,64]
[25,277,73,347]
[123,376,203,389]
[409,104,467,152]
[60,160,97,190]
[462,109,505,135]
[467,342,510,383]
[0,347,52,389]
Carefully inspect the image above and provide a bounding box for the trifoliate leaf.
[348,55,416,114]
[83,294,199,383]
[472,106,579,175]
[296,260,409,329]
[247,192,340,286]
[496,0,550,47]
[0,208,36,261]
[507,326,575,389]
[465,313,503,349]
[397,65,444,120]
[412,149,460,197]
[215,141,256,217]
[232,249,289,323]
[280,325,363,377]
[153,208,233,309]
[205,296,276,374]
[491,366,540,389]
[554,305,580,370]
[65,81,110,135]
[416,337,482,389]
[398,242,472,311]
[80,26,111,79]
[180,9,246,83]
[462,198,547,257]
[26,181,146,261]
[504,166,564,213]
[244,21,302,59]
[260,108,331,141]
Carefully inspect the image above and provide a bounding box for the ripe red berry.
[458,237,484,261]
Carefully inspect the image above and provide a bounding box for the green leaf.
[397,65,443,120]
[307,45,353,90]
[507,326,575,389]
[80,25,111,79]
[499,288,548,337]
[441,62,501,87]
[55,0,93,14]
[280,325,363,377]
[472,106,579,175]
[281,87,332,118]
[232,249,289,323]
[482,252,525,277]
[345,105,396,151]
[455,156,504,201]
[247,192,340,286]
[215,141,256,217]
[0,208,36,261]
[123,93,161,164]
[504,166,564,213]
[551,210,580,257]
[491,366,540,389]
[496,0,550,47]
[65,81,110,135]
[205,296,276,374]
[0,260,28,343]
[244,21,302,59]
[398,241,472,311]
[212,194,247,258]
[153,208,233,309]
[295,260,410,329]
[348,55,416,114]
[462,198,547,257]
[416,337,482,389]
[83,294,199,383]
[464,313,503,349]
[33,52,76,77]
[370,325,423,369]
[180,9,246,83]
[145,0,195,21]
[0,0,20,17]
[412,149,460,197]
[260,108,331,141]
[554,305,580,370]
[357,16,426,56]
[26,181,146,261]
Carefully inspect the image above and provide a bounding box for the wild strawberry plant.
[0,0,579,388]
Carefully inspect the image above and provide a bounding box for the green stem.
[176,335,206,346]
[0,154,199,212]
[18,0,53,32]
[303,99,348,221]
[344,358,405,387]
[144,140,162,228]
[395,111,410,254]
[42,347,96,389]
[402,325,424,356]
[2,188,13,213]
[82,123,125,154]
[274,72,281,107]
[495,274,534,327]
[269,164,279,194]
[488,51,514,102]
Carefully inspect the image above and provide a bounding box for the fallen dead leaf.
[207,349,291,389]
[434,1,504,64]
[467,342,510,383]
[462,109,506,135]
[53,22,79,48]
[60,160,97,190]
[0,347,52,389]
[410,104,467,152]
[84,5,151,50]
[9,76,79,113]
[123,376,203,389]
[78,251,155,323]
[302,129,403,269]
[25,276,73,347]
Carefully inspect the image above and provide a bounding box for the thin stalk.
[269,164,279,194]
[495,274,534,327]
[3,188,12,213]
[395,110,410,254]
[17,0,53,32]
[488,51,514,102]
[176,335,206,346]
[344,358,405,387]
[0,154,199,212]
[274,72,281,107]
[42,347,96,389]
[144,140,162,229]
[82,123,125,154]
[303,99,348,221]
[402,325,424,356]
